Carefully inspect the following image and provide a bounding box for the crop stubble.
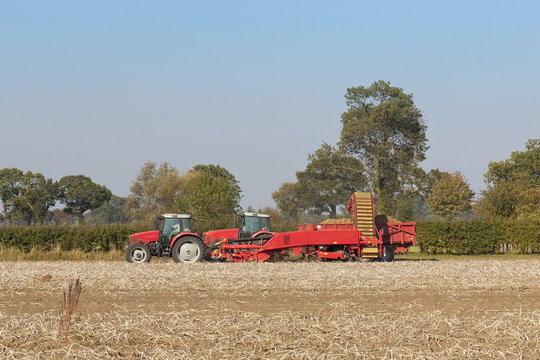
[0,259,538,359]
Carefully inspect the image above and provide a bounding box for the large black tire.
[252,233,273,241]
[126,243,151,263]
[171,236,205,263]
[341,248,351,262]
[250,232,273,246]
[379,245,394,262]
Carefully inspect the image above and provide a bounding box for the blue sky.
[1,1,539,208]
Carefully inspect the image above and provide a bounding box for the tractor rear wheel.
[379,245,394,262]
[172,236,205,263]
[126,243,151,263]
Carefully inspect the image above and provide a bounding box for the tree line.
[1,81,538,230]
[0,171,111,225]
[0,163,243,232]
[272,81,538,224]
[125,163,242,232]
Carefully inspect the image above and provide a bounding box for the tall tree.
[86,195,129,224]
[477,139,539,219]
[272,182,305,223]
[5,205,35,225]
[126,162,183,224]
[0,168,24,221]
[484,139,539,186]
[176,164,242,232]
[192,164,242,202]
[426,171,475,221]
[0,169,59,225]
[59,175,112,224]
[49,208,77,225]
[477,182,519,219]
[256,206,297,233]
[15,172,59,225]
[295,143,366,217]
[340,80,428,216]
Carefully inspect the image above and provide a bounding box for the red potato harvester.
[205,192,416,263]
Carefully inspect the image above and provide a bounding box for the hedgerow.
[0,221,538,255]
[416,220,540,254]
[0,224,146,252]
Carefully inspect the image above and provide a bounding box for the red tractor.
[203,212,274,260]
[125,214,205,263]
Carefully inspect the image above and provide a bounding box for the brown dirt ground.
[1,258,539,359]
[1,258,538,317]
[4,287,539,317]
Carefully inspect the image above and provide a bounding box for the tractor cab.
[238,212,270,238]
[157,214,193,247]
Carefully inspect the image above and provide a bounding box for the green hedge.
[416,220,540,255]
[0,224,147,252]
[1,221,539,255]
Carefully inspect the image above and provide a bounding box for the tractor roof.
[243,212,270,218]
[161,214,192,219]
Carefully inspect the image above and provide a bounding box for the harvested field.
[0,259,539,359]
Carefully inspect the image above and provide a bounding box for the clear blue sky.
[1,1,539,209]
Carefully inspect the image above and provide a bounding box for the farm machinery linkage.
[125,192,416,263]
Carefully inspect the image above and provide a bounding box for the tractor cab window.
[240,216,270,238]
[162,218,182,241]
[180,218,192,233]
[157,217,193,246]
[160,217,192,236]
[260,217,270,231]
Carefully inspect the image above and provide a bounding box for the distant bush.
[0,224,147,252]
[416,220,540,255]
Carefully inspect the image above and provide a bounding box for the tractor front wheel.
[126,243,151,263]
[172,236,205,263]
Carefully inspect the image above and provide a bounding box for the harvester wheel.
[126,243,151,263]
[172,236,205,263]
[379,245,394,262]
[341,249,351,262]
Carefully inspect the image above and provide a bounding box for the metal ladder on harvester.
[352,192,379,259]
